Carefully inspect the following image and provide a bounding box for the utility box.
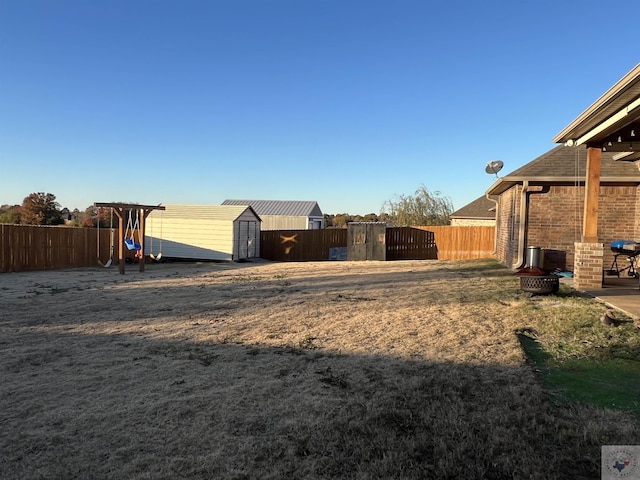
[347,223,386,261]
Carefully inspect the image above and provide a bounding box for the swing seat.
[97,258,113,268]
[150,252,162,261]
[124,238,141,250]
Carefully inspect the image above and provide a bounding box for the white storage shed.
[144,204,261,261]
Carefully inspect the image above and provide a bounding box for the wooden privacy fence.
[0,224,112,273]
[415,225,495,260]
[260,229,348,262]
[385,227,437,261]
[1,224,496,272]
[261,225,494,262]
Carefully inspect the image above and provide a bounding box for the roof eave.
[486,176,640,196]
[553,64,640,144]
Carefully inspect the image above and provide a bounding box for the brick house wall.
[494,186,521,268]
[526,185,583,270]
[495,183,640,272]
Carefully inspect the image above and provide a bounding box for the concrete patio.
[563,274,640,319]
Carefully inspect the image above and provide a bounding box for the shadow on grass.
[516,329,640,418]
[4,326,636,480]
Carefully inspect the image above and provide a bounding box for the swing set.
[96,207,115,268]
[149,209,163,261]
[124,209,142,257]
[93,202,166,274]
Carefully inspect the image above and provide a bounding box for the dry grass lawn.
[1,258,638,479]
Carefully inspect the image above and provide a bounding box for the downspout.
[485,193,499,255]
[512,182,551,269]
[512,181,529,269]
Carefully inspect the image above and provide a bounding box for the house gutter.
[487,176,636,196]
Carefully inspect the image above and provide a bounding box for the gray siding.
[260,215,309,231]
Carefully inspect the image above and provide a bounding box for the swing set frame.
[149,208,163,261]
[96,207,115,268]
[93,202,166,274]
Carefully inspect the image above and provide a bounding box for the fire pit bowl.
[519,275,560,296]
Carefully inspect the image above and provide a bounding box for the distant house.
[450,196,496,226]
[222,200,323,230]
[485,145,640,272]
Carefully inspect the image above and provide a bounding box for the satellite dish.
[485,160,504,178]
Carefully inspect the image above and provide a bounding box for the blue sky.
[1,1,639,215]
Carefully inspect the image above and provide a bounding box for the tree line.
[1,185,453,228]
[0,193,108,227]
[326,185,453,227]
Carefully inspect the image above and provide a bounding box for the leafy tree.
[20,192,64,225]
[94,206,116,228]
[381,185,453,226]
[378,212,394,224]
[65,208,84,227]
[78,205,107,228]
[0,204,21,224]
[324,212,382,227]
[331,213,351,228]
[361,213,379,222]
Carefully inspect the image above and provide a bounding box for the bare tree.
[381,185,453,226]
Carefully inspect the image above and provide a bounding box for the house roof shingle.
[451,196,496,219]
[486,145,640,196]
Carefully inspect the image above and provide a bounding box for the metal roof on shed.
[222,200,323,217]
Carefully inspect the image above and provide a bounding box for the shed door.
[237,221,259,259]
[247,221,258,258]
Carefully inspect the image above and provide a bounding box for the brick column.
[574,242,604,290]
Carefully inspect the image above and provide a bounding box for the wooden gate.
[347,223,386,261]
[385,227,437,260]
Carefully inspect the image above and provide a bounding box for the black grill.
[606,240,640,278]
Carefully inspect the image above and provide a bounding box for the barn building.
[222,200,323,230]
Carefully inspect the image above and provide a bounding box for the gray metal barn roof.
[222,200,323,217]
